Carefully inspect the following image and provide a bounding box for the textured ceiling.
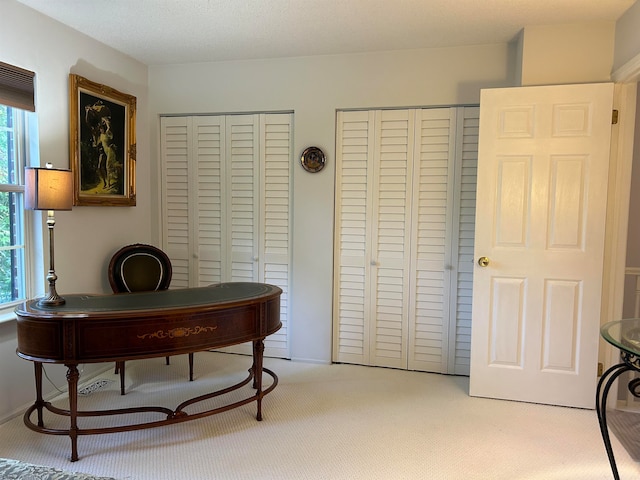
[15,0,637,66]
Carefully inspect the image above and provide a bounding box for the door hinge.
[598,362,604,377]
[612,109,619,125]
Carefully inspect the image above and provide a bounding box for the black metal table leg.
[596,362,636,480]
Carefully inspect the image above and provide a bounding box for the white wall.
[614,0,640,73]
[520,22,615,86]
[148,45,517,363]
[0,0,149,421]
[617,2,640,318]
[623,84,640,319]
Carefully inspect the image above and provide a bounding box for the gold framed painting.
[69,74,136,206]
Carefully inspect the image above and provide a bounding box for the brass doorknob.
[478,257,490,267]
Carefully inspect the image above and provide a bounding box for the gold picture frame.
[69,74,136,206]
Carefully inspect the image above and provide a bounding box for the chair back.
[108,243,172,293]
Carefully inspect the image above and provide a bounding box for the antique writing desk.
[15,282,282,461]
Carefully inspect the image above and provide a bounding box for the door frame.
[602,57,639,379]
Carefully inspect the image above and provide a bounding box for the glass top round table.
[598,318,640,480]
[601,318,640,358]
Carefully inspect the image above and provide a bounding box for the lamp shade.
[25,166,73,211]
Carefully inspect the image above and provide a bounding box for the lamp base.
[40,219,65,307]
[37,293,66,307]
[38,271,65,307]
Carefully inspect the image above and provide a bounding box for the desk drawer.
[76,304,259,361]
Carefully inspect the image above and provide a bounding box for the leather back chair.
[108,243,172,293]
[108,243,194,394]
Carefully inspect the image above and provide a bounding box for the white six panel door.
[469,83,614,408]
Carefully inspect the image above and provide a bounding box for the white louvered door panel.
[370,110,414,369]
[258,113,292,358]
[226,115,259,282]
[333,110,375,365]
[450,107,479,375]
[160,116,190,288]
[408,108,456,373]
[194,116,225,286]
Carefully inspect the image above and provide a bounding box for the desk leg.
[65,364,80,462]
[596,362,633,480]
[33,362,44,427]
[253,339,264,421]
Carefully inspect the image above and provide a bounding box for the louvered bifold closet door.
[161,116,191,288]
[333,110,415,369]
[161,113,292,359]
[258,113,293,357]
[194,116,225,286]
[333,110,375,365]
[334,106,479,374]
[449,106,479,375]
[217,115,261,357]
[160,116,225,288]
[226,115,260,282]
[407,108,456,373]
[370,110,415,369]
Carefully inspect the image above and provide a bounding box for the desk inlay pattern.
[137,324,218,340]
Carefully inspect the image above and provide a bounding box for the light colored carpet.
[609,408,640,461]
[0,351,638,480]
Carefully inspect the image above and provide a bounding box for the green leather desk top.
[18,282,281,316]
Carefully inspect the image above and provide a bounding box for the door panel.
[160,116,191,288]
[408,108,456,372]
[227,115,259,282]
[451,108,480,374]
[334,110,374,365]
[194,116,224,286]
[370,109,414,368]
[258,113,293,357]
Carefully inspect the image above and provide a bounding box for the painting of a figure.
[69,74,136,206]
[81,96,123,194]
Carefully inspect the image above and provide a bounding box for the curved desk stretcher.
[15,282,282,462]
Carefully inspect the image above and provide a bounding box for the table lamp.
[25,164,73,306]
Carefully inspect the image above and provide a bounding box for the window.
[0,104,27,308]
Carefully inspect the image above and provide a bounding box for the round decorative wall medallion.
[300,146,326,173]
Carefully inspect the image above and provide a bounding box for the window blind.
[0,61,35,112]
